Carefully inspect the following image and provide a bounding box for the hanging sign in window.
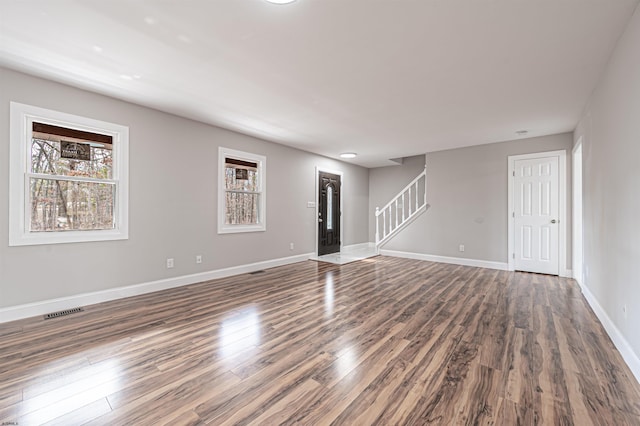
[235,168,249,180]
[60,140,91,161]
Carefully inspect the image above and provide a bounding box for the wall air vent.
[44,307,84,320]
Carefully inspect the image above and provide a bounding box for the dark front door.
[318,171,341,256]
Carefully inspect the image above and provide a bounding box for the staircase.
[375,165,429,248]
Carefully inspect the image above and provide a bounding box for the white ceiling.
[1,0,638,167]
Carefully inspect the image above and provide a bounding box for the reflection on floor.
[309,244,378,265]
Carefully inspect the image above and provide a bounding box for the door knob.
[551,219,557,224]
[319,219,323,223]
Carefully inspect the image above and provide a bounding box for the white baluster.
[383,209,387,240]
[423,174,427,206]
[395,199,398,229]
[423,165,427,207]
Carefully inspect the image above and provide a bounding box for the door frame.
[507,150,568,277]
[572,138,583,286]
[315,167,344,257]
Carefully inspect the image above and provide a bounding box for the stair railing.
[375,165,427,247]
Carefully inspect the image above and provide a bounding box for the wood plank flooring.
[1,256,639,425]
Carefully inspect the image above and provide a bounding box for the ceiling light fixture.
[340,152,357,159]
[265,0,296,4]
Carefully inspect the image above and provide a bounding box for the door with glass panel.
[318,171,341,256]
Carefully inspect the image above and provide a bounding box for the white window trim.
[218,147,266,234]
[9,102,129,246]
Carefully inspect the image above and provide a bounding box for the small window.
[326,185,333,230]
[10,103,129,246]
[218,147,266,234]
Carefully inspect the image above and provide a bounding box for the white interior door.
[514,156,559,275]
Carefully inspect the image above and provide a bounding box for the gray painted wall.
[574,4,640,358]
[0,68,369,308]
[370,134,573,265]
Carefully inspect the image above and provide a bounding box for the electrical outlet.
[459,244,465,252]
[290,242,294,251]
[166,258,174,269]
[196,255,202,264]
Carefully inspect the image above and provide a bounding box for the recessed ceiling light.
[516,130,528,136]
[265,0,296,4]
[340,152,357,159]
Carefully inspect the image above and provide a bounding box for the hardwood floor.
[1,256,639,425]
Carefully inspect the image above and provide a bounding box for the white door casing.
[508,150,567,277]
[572,141,583,285]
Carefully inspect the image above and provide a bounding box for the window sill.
[218,224,266,234]
[9,228,128,246]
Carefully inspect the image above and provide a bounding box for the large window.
[10,102,129,246]
[218,147,266,234]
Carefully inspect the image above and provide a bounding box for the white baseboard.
[0,253,313,324]
[578,281,640,384]
[379,249,509,271]
[343,242,376,251]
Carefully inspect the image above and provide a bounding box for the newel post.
[423,164,428,205]
[375,207,380,245]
